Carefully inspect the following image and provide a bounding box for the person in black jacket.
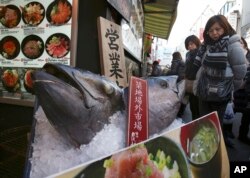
[151,60,162,76]
[167,51,185,82]
[184,35,201,120]
[233,37,250,145]
[167,51,185,117]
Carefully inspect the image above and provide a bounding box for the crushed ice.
[28,107,184,177]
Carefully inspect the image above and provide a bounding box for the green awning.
[143,0,179,39]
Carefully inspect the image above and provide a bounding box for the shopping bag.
[196,71,233,102]
[223,102,235,124]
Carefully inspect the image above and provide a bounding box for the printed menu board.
[0,0,72,68]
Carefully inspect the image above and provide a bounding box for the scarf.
[194,35,230,77]
[194,35,229,69]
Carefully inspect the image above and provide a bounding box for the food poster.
[47,112,230,178]
[0,0,73,96]
[0,67,35,98]
[0,0,72,67]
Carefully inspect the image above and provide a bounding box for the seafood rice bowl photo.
[21,35,44,59]
[75,137,191,178]
[46,0,72,26]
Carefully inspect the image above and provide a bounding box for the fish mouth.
[41,63,101,108]
[32,71,83,103]
[32,67,91,110]
[35,63,122,109]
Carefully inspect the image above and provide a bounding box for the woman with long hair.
[193,15,247,147]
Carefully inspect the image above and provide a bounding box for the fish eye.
[160,80,168,88]
[104,82,114,95]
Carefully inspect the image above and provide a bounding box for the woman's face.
[187,41,197,51]
[208,22,225,41]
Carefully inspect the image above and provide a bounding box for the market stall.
[1,0,181,177]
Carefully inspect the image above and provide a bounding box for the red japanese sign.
[127,76,148,146]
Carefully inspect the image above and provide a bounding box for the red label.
[127,76,148,146]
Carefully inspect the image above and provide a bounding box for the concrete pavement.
[227,112,250,162]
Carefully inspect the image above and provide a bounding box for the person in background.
[167,51,185,117]
[147,62,153,76]
[192,15,247,147]
[184,35,201,120]
[167,51,185,82]
[233,37,250,145]
[151,60,162,76]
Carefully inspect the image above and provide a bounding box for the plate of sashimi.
[75,137,191,178]
[45,33,70,58]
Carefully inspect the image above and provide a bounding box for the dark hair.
[241,37,249,52]
[172,51,182,60]
[203,15,236,44]
[153,60,159,65]
[184,35,201,50]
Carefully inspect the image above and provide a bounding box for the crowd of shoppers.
[148,15,249,148]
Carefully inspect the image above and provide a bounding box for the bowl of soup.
[180,112,222,178]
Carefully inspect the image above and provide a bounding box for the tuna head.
[32,63,124,147]
[123,75,184,136]
[145,76,184,135]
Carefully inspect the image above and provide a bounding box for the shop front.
[0,0,193,177]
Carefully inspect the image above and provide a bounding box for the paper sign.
[127,76,148,146]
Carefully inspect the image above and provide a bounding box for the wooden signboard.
[97,16,128,88]
[127,76,148,146]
